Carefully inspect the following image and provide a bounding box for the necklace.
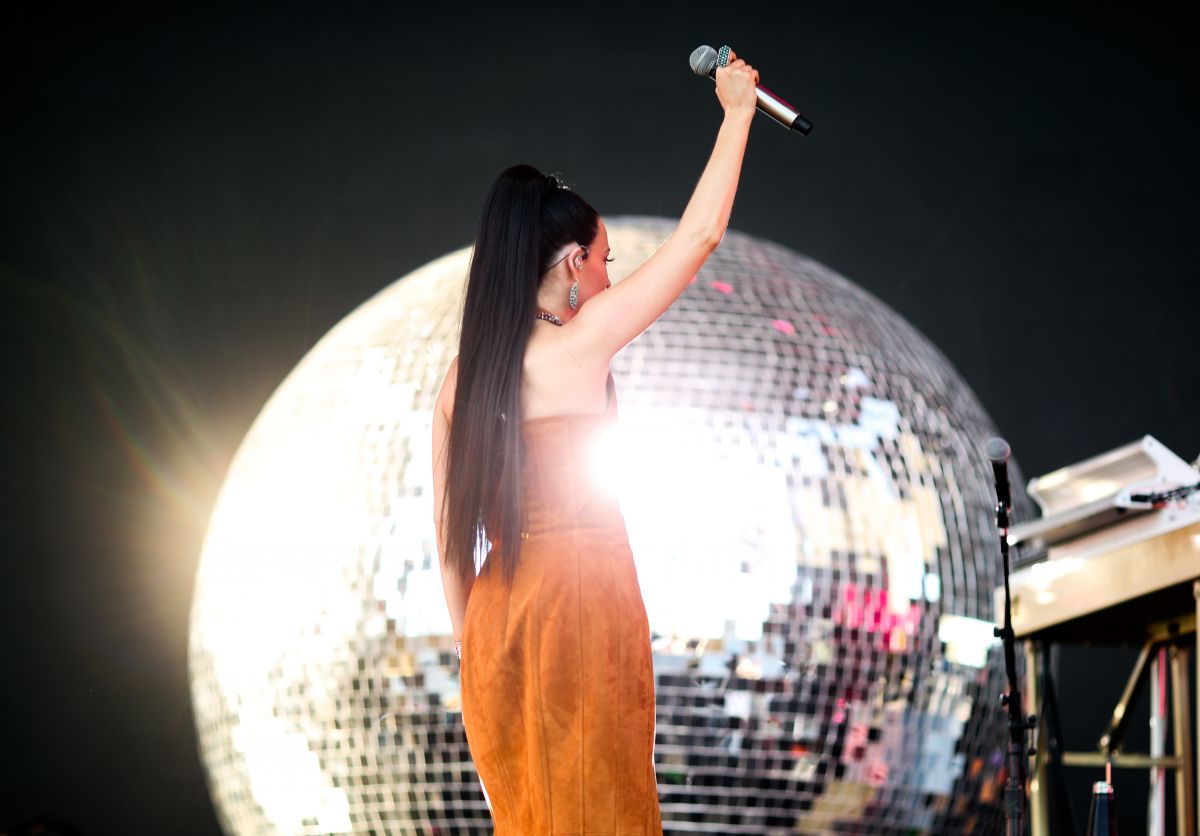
[534,311,563,326]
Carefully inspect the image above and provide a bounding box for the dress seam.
[534,567,553,833]
[613,538,623,823]
[533,438,554,833]
[568,418,585,834]
[576,523,585,834]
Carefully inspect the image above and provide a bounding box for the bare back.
[434,336,612,427]
[520,323,614,420]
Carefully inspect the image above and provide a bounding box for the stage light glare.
[190,221,1020,834]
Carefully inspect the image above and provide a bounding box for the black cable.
[1128,481,1200,505]
[1041,645,1081,836]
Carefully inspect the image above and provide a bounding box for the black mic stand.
[988,438,1036,836]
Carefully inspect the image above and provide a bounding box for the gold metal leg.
[1024,639,1050,836]
[1170,639,1195,835]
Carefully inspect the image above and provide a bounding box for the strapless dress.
[460,397,662,835]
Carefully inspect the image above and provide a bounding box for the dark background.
[2,2,1196,833]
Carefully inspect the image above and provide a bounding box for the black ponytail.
[442,165,598,586]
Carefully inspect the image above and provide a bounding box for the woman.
[432,52,760,834]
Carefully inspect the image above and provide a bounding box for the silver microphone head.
[985,437,1011,463]
[690,45,718,77]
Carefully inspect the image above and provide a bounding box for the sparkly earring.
[569,281,579,310]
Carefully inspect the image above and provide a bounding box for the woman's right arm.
[572,54,760,358]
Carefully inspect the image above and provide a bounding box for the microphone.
[986,437,1012,527]
[689,45,813,135]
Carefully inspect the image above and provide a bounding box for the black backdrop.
[2,2,1196,833]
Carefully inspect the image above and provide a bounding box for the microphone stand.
[989,439,1035,836]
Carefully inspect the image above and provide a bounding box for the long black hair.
[442,164,599,586]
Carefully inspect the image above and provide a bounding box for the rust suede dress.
[460,378,663,835]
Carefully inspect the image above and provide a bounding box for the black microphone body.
[689,45,813,135]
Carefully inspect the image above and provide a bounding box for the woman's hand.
[715,49,759,116]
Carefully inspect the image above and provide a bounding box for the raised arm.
[571,52,760,358]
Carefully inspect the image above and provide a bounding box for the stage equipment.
[997,436,1199,836]
[987,437,1036,836]
[191,219,1018,834]
[1011,436,1200,557]
[690,45,813,135]
[1087,780,1119,835]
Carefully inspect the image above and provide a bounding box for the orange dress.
[460,386,663,835]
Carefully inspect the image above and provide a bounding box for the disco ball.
[190,218,1018,835]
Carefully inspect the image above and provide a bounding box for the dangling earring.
[568,251,583,310]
